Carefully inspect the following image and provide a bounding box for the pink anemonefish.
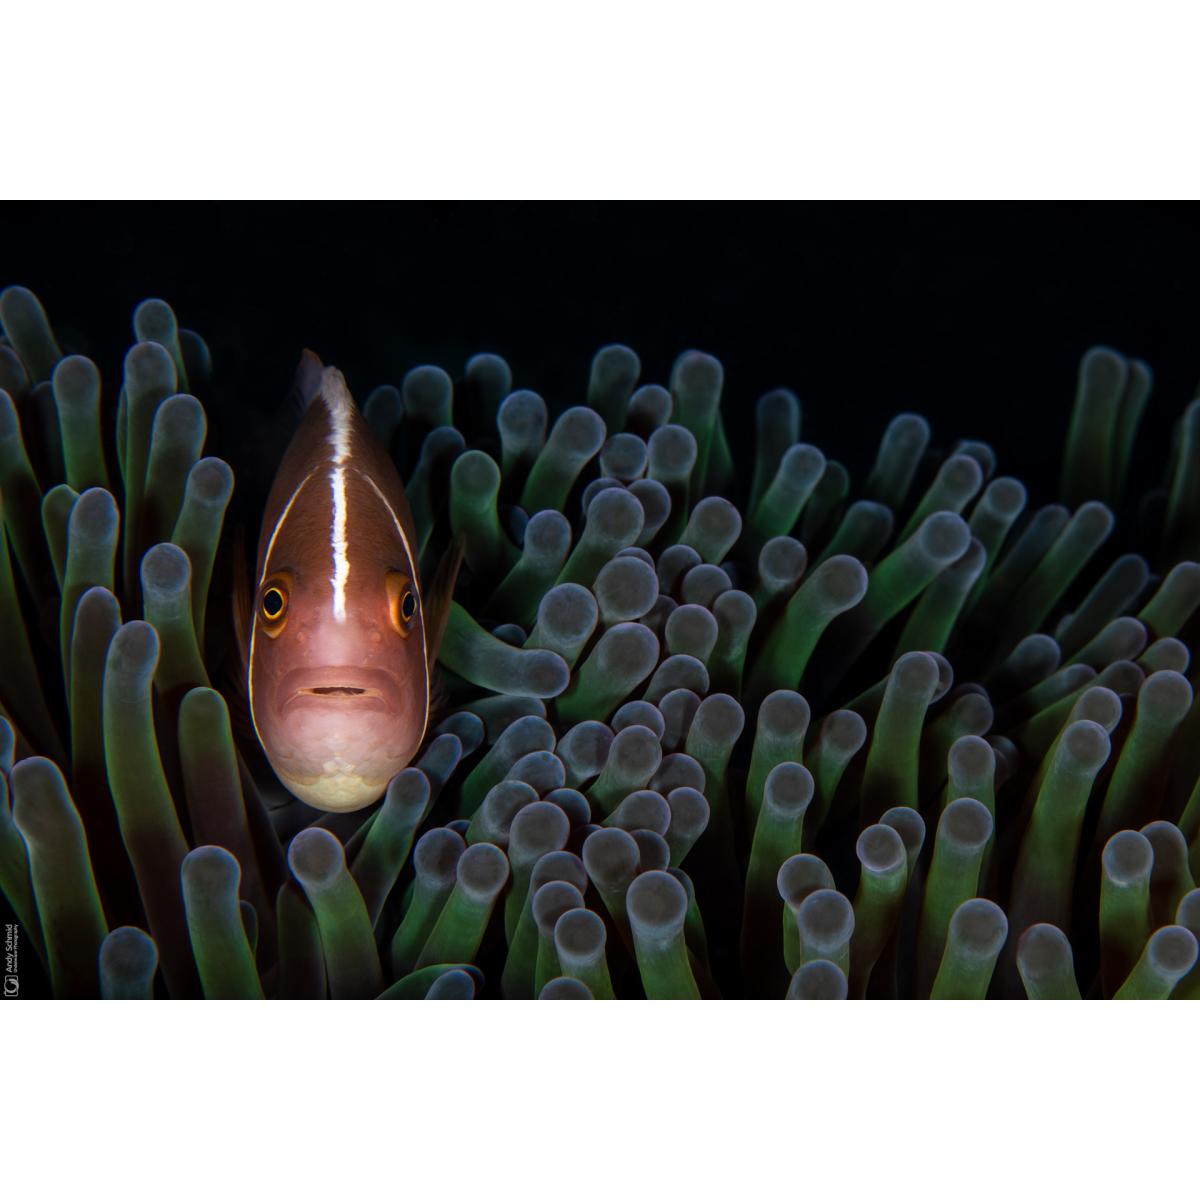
[233,351,459,812]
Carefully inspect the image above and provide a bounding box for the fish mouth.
[276,666,400,715]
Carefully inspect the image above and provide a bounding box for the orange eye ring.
[387,571,417,637]
[258,571,292,638]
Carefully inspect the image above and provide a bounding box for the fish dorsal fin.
[295,349,326,409]
[423,532,465,675]
[231,521,254,678]
[270,349,327,454]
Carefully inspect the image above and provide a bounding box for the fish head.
[249,362,429,812]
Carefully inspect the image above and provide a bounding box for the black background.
[4,203,1199,519]
[2,201,1199,998]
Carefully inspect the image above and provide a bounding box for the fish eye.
[386,571,416,637]
[258,572,292,638]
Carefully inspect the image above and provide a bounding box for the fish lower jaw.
[257,705,423,812]
[276,764,389,812]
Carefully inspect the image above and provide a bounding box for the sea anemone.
[2,282,1198,1000]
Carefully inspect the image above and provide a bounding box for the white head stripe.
[259,471,315,588]
[363,473,429,742]
[364,475,418,577]
[251,469,315,744]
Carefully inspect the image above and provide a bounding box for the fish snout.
[256,665,422,810]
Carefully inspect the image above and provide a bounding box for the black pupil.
[401,592,416,620]
[264,589,284,618]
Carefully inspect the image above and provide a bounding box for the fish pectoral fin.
[220,522,257,746]
[423,531,465,674]
[425,671,451,744]
[231,521,254,679]
[218,652,258,744]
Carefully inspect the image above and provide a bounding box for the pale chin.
[263,711,419,812]
[279,769,390,813]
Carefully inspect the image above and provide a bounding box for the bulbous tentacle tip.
[787,959,848,999]
[539,976,594,999]
[11,294,1200,1007]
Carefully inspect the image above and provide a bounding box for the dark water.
[2,202,1199,998]
[5,202,1199,515]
